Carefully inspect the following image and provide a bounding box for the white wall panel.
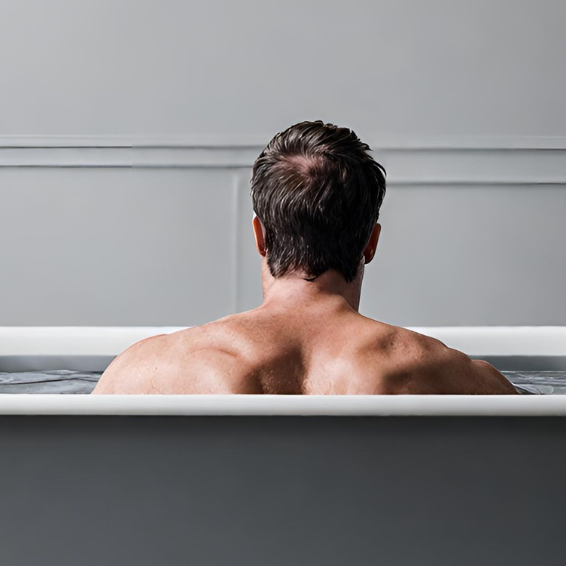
[0,168,235,325]
[361,184,566,326]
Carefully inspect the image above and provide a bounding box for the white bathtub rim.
[0,394,566,416]
[0,327,186,356]
[0,326,565,356]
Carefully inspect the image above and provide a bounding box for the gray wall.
[0,0,565,326]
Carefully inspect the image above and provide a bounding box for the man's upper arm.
[435,343,517,394]
[399,332,517,394]
[469,358,517,394]
[91,336,165,394]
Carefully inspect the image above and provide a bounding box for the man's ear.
[363,223,381,264]
[253,216,267,257]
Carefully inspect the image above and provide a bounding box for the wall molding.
[1,135,566,185]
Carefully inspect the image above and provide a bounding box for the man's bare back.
[93,293,515,395]
[93,122,516,396]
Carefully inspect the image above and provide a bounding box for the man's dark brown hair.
[251,120,386,283]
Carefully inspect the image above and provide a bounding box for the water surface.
[0,370,564,394]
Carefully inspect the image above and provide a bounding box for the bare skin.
[93,221,516,395]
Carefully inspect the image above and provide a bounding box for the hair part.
[250,120,386,283]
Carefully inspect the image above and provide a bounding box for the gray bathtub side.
[0,415,563,566]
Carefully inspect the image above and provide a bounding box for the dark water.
[0,370,565,394]
[503,371,566,395]
[0,371,101,394]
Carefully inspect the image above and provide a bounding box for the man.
[93,121,516,394]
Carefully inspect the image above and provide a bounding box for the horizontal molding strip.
[1,135,566,185]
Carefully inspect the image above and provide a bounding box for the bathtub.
[0,326,565,566]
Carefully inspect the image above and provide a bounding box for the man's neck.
[260,262,364,313]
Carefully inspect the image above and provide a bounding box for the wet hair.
[250,120,386,283]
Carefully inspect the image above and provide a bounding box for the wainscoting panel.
[0,167,236,326]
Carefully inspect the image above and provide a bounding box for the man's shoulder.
[365,323,515,394]
[92,317,260,394]
[122,313,256,363]
[364,321,443,359]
